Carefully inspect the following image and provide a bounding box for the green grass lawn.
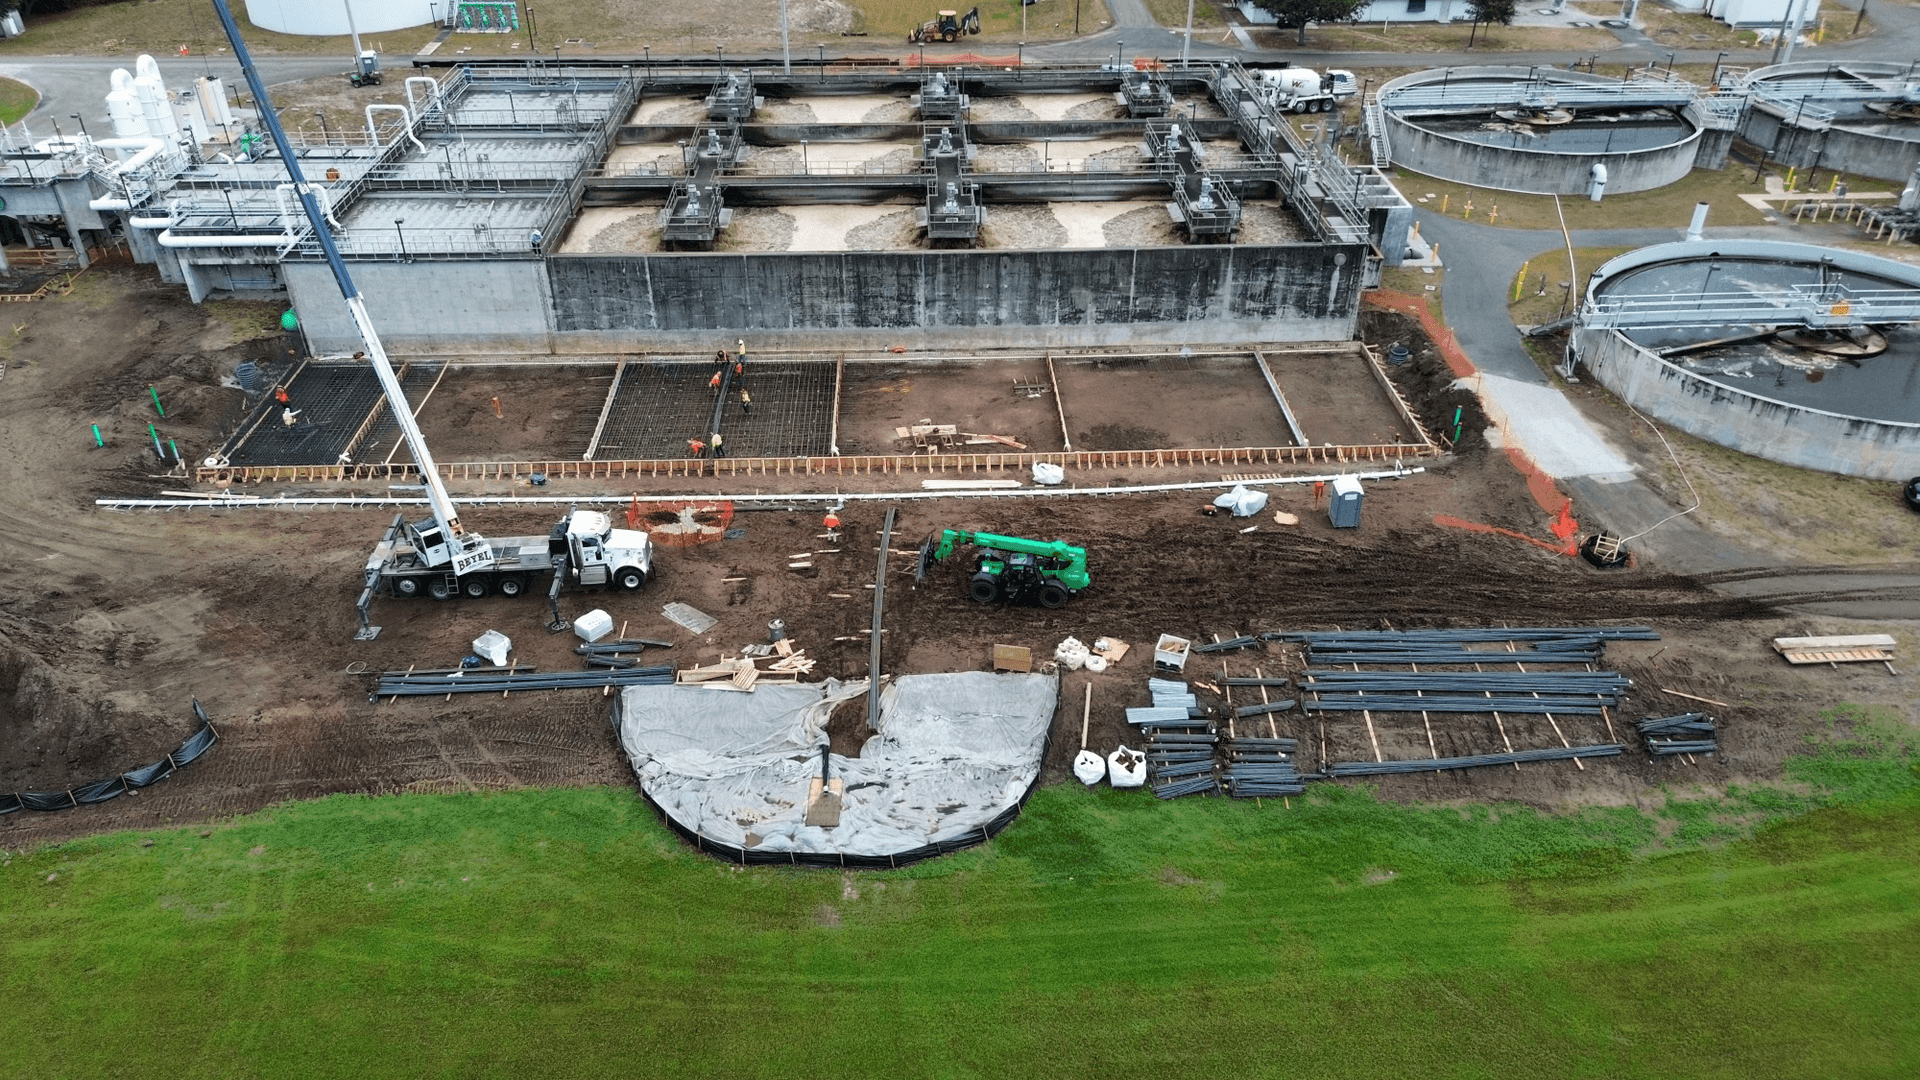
[0,76,38,124]
[4,709,1916,1078]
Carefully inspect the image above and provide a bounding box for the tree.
[1465,0,1518,46]
[1249,0,1369,46]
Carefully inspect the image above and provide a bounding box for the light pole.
[781,0,791,74]
[1182,0,1195,68]
[504,90,516,124]
[69,113,89,141]
[643,46,650,81]
[1711,51,1726,86]
[394,217,407,260]
[524,4,536,52]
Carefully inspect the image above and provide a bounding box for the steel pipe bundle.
[373,666,673,698]
[1273,626,1659,645]
[1146,720,1218,798]
[1306,650,1600,665]
[1328,743,1625,776]
[1223,732,1303,796]
[1151,775,1221,799]
[1303,671,1630,693]
[1234,699,1296,718]
[1636,712,1716,756]
[1194,636,1258,654]
[1313,691,1612,711]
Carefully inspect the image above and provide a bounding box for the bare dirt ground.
[0,269,1912,851]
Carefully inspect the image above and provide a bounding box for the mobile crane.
[915,529,1090,609]
[210,0,650,642]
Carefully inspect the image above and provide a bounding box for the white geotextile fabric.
[618,672,1058,856]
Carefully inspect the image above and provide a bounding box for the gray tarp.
[618,672,1057,857]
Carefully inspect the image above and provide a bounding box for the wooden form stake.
[1510,645,1581,770]
[1046,352,1072,452]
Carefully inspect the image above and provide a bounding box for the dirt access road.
[0,267,1911,850]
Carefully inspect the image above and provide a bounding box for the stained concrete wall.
[284,245,1366,354]
[1740,107,1920,183]
[285,259,554,355]
[1384,111,1703,195]
[546,245,1368,350]
[1574,326,1920,480]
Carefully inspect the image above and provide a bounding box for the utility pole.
[1182,0,1195,67]
[1780,0,1813,64]
[341,0,363,67]
[781,0,791,74]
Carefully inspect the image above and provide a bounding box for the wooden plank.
[1774,634,1896,651]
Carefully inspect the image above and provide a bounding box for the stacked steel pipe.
[1636,712,1716,756]
[1328,744,1625,776]
[1223,736,1303,797]
[373,666,673,698]
[1133,677,1221,799]
[1299,669,1632,714]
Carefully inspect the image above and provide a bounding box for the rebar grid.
[593,359,836,459]
[225,362,388,467]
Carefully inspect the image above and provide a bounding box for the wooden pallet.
[1772,634,1896,667]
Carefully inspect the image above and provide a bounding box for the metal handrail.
[1586,284,1920,328]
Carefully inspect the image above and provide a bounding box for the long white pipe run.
[98,468,1425,511]
[156,231,291,248]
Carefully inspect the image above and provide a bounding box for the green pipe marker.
[147,422,163,458]
[168,438,180,464]
[149,385,165,417]
[1451,405,1463,443]
[91,423,103,447]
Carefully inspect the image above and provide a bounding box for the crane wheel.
[968,573,1001,603]
[428,578,453,601]
[617,568,648,591]
[463,578,490,599]
[1037,582,1069,609]
[497,575,525,597]
[394,577,421,598]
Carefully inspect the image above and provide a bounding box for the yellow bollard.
[1786,167,1796,192]
[1488,204,1499,224]
[1829,172,1840,192]
[1513,259,1528,301]
[1440,193,1450,214]
[1464,198,1474,220]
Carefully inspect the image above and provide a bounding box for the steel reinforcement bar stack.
[1328,744,1625,776]
[373,665,673,698]
[1300,669,1631,714]
[1223,736,1304,797]
[1636,712,1717,756]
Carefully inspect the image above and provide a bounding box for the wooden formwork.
[194,442,1442,485]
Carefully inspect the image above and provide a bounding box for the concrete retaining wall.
[1574,326,1920,480]
[545,244,1367,350]
[286,259,555,355]
[285,244,1365,354]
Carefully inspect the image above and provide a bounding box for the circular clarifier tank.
[1737,62,1920,184]
[1379,67,1727,196]
[1573,240,1920,479]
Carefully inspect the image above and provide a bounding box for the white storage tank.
[244,0,439,35]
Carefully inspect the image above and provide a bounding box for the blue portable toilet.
[1329,475,1364,529]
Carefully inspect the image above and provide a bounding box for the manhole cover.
[1600,18,1631,27]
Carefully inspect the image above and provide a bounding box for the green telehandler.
[915,529,1091,609]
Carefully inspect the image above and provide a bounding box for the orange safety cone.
[627,494,641,530]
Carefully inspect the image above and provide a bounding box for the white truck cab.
[563,510,652,590]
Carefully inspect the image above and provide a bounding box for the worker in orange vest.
[688,436,706,458]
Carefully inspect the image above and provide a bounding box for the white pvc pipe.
[364,103,425,152]
[156,231,291,248]
[92,135,162,174]
[129,214,173,228]
[98,467,1426,511]
[404,75,442,115]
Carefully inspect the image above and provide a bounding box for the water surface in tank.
[1418,108,1692,153]
[1601,256,1920,423]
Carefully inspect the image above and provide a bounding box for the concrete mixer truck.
[1253,66,1358,113]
